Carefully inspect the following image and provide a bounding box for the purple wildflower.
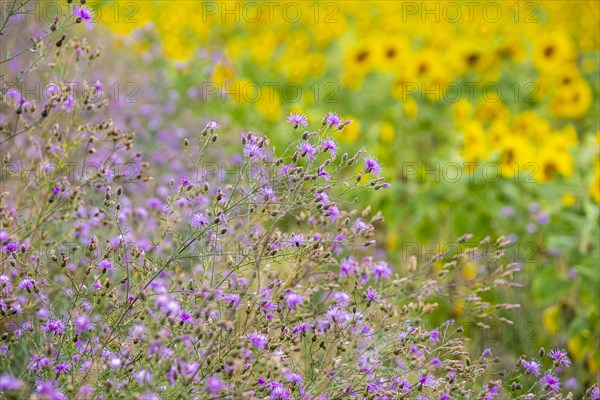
[243,142,264,161]
[418,373,436,388]
[248,332,268,349]
[292,321,313,335]
[541,371,561,392]
[522,358,541,376]
[43,319,66,336]
[191,212,209,228]
[324,112,342,128]
[321,139,337,157]
[324,204,340,223]
[74,314,90,334]
[285,291,304,310]
[0,374,22,391]
[180,177,192,187]
[410,345,424,358]
[206,121,220,131]
[589,386,600,400]
[326,305,349,325]
[4,242,18,253]
[73,5,94,30]
[565,378,578,390]
[314,191,330,205]
[290,233,305,247]
[339,257,357,278]
[548,348,571,367]
[317,168,330,180]
[500,206,515,218]
[371,261,392,281]
[431,357,443,368]
[298,142,316,160]
[363,156,381,177]
[333,291,350,306]
[16,278,35,291]
[536,212,550,225]
[179,311,193,324]
[109,357,122,369]
[429,329,440,344]
[287,113,308,129]
[97,259,114,270]
[352,218,369,232]
[206,375,226,396]
[363,286,379,302]
[261,186,277,202]
[54,363,70,374]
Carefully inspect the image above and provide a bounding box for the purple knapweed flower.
[339,257,357,278]
[541,371,561,392]
[364,286,379,303]
[74,314,90,334]
[206,375,226,396]
[206,121,220,131]
[522,358,541,376]
[248,332,268,349]
[285,291,304,310]
[324,204,340,223]
[63,95,76,114]
[73,5,94,30]
[4,242,18,253]
[243,142,264,161]
[429,328,440,344]
[290,233,305,247]
[410,344,424,358]
[43,319,66,336]
[287,113,308,129]
[548,348,571,367]
[363,156,381,177]
[191,212,209,228]
[0,374,22,391]
[298,141,316,160]
[261,186,277,202]
[431,357,443,368]
[292,321,314,335]
[418,373,436,388]
[321,139,337,157]
[97,259,114,270]
[371,261,392,281]
[324,112,342,128]
[16,278,35,291]
[54,363,70,374]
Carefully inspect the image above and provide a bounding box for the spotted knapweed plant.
[1,1,599,399]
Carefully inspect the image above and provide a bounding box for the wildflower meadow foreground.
[1,1,599,399]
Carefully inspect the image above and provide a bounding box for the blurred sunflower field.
[13,0,598,385]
